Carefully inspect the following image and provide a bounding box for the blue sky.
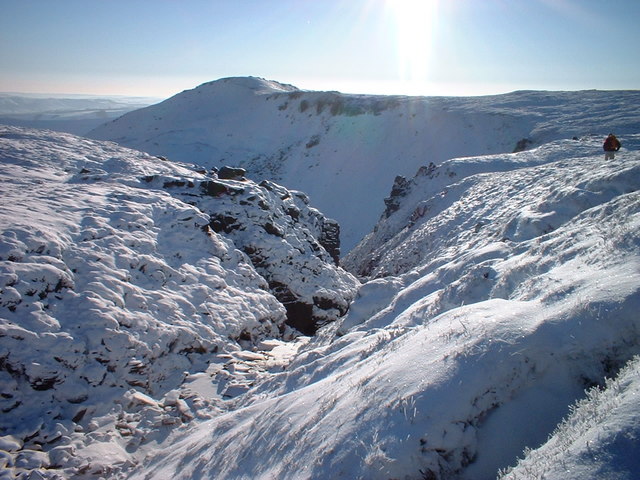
[1,0,639,98]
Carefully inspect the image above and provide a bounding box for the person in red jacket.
[603,133,621,160]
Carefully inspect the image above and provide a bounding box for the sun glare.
[386,0,438,93]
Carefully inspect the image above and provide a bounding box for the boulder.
[218,166,246,180]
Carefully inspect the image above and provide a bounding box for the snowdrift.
[88,77,640,252]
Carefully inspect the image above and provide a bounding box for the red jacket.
[603,135,621,152]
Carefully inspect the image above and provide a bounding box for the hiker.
[603,133,621,160]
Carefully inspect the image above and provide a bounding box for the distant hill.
[88,77,640,252]
[0,93,161,135]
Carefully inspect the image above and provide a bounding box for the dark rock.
[283,301,315,336]
[319,218,341,265]
[196,177,357,336]
[201,180,229,196]
[163,179,194,189]
[72,408,87,423]
[285,206,300,221]
[305,135,321,149]
[207,214,241,234]
[416,162,437,178]
[263,222,284,237]
[513,138,532,153]
[313,295,348,316]
[218,166,246,180]
[201,180,244,197]
[30,377,58,391]
[242,245,268,269]
[268,281,315,335]
[383,175,410,217]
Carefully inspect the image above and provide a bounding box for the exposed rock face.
[217,165,246,180]
[140,166,357,336]
[134,168,359,336]
[319,218,341,265]
[192,174,358,335]
[383,175,410,218]
[513,137,533,152]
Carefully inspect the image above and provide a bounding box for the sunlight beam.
[386,0,439,93]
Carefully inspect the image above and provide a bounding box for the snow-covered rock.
[88,78,640,252]
[168,172,358,335]
[0,125,356,478]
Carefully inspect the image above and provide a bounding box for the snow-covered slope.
[2,97,640,480]
[0,125,356,478]
[88,77,640,252]
[499,355,640,479]
[344,134,638,277]
[120,134,640,480]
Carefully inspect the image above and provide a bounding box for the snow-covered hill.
[0,125,356,478]
[88,77,640,252]
[344,134,639,277]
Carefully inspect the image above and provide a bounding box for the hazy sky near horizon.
[2,0,639,99]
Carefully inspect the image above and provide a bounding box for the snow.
[125,130,639,479]
[499,355,640,480]
[87,79,640,252]
[1,82,640,479]
[0,125,355,478]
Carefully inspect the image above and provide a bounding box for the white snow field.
[88,77,640,252]
[1,83,639,479]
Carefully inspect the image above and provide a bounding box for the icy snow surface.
[499,355,640,480]
[88,78,640,252]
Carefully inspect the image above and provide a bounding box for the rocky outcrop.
[0,128,358,479]
[192,171,358,335]
[124,167,359,333]
[383,175,410,218]
[121,166,358,335]
[217,166,246,180]
[319,218,341,265]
